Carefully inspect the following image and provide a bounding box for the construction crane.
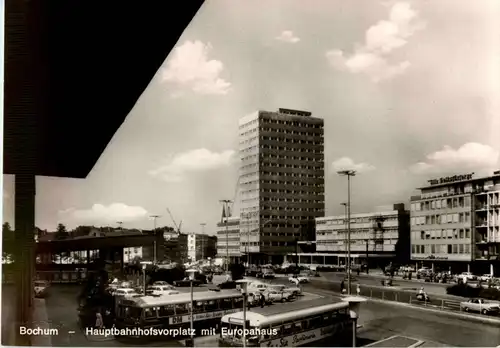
[166,208,182,234]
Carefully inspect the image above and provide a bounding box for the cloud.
[149,148,235,182]
[59,203,149,225]
[409,142,500,175]
[326,2,425,82]
[161,40,231,96]
[275,30,300,43]
[331,157,376,173]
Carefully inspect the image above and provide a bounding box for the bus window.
[274,325,283,337]
[262,326,272,340]
[144,307,157,319]
[302,319,310,330]
[175,303,188,315]
[205,300,218,311]
[310,316,322,328]
[129,307,142,320]
[293,322,302,333]
[323,314,330,321]
[221,298,233,310]
[159,304,175,317]
[233,297,243,309]
[194,301,204,313]
[283,324,293,336]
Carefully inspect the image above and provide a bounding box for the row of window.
[411,196,471,211]
[412,228,471,240]
[240,181,324,188]
[242,155,324,164]
[317,228,398,235]
[223,309,348,342]
[238,117,323,130]
[316,239,395,245]
[412,243,471,254]
[241,163,321,171]
[241,197,324,204]
[240,144,323,153]
[240,172,321,180]
[317,216,398,225]
[242,189,323,196]
[411,212,471,225]
[240,127,323,137]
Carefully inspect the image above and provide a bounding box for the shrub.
[479,288,500,301]
[446,284,481,298]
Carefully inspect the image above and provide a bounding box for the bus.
[219,302,354,347]
[115,290,244,337]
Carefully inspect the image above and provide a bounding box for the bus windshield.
[118,305,142,320]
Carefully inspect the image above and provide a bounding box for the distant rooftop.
[278,108,312,117]
[418,171,500,190]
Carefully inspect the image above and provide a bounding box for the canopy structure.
[3,1,205,345]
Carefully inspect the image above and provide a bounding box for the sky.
[3,0,500,235]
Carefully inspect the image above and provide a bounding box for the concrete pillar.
[14,174,36,346]
[337,256,340,266]
[467,264,471,273]
[298,255,301,266]
[311,255,313,266]
[431,263,435,272]
[323,255,326,266]
[491,263,494,276]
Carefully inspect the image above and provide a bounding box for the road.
[40,282,500,347]
[308,286,500,347]
[321,272,451,295]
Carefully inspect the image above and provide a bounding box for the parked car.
[480,274,493,282]
[209,281,239,291]
[460,272,477,281]
[147,285,179,296]
[153,281,172,286]
[460,298,500,315]
[265,289,295,303]
[248,281,269,293]
[173,278,202,287]
[34,280,50,298]
[113,288,140,298]
[257,270,276,279]
[269,284,302,297]
[288,275,309,284]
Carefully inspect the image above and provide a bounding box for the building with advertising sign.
[410,171,500,275]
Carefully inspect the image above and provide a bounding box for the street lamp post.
[186,268,198,347]
[338,170,356,295]
[200,223,206,261]
[236,279,250,348]
[341,203,347,269]
[150,215,161,264]
[220,200,233,272]
[142,264,147,295]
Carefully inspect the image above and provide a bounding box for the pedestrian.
[260,293,265,308]
[340,280,345,294]
[357,268,360,276]
[95,310,104,329]
[356,284,361,296]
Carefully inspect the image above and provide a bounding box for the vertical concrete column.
[14,174,36,346]
[431,263,435,272]
[467,263,471,273]
[491,263,494,276]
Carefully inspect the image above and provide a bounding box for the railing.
[311,280,500,319]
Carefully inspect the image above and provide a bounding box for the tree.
[2,222,15,260]
[55,223,70,240]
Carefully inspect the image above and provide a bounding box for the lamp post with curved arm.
[338,170,356,295]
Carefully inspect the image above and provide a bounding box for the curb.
[365,296,500,325]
